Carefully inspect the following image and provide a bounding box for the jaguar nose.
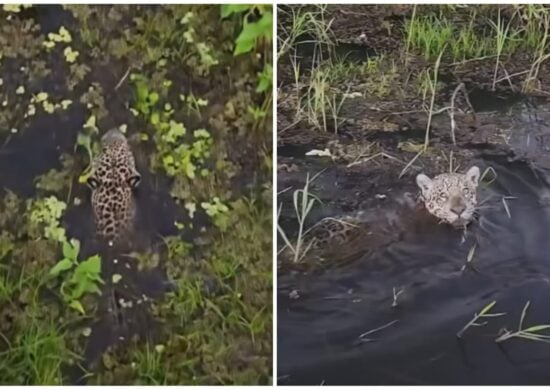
[451,204,466,216]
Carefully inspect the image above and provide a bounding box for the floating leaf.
[35,92,49,102]
[43,101,55,114]
[185,202,196,218]
[58,26,72,42]
[27,104,36,116]
[64,47,79,63]
[60,99,72,110]
[112,274,122,284]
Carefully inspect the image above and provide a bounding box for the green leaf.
[234,11,272,55]
[256,64,272,92]
[62,238,80,261]
[49,258,74,277]
[150,111,160,125]
[112,274,122,284]
[148,92,159,105]
[221,4,250,18]
[69,300,85,314]
[523,324,550,333]
[135,81,149,103]
[78,254,101,276]
[478,300,497,316]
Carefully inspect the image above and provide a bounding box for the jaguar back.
[87,128,141,245]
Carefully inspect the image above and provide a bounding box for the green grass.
[405,5,549,63]
[91,196,272,385]
[0,316,72,385]
[405,4,550,94]
[277,4,334,61]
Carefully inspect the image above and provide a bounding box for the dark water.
[278,75,550,386]
[278,156,550,385]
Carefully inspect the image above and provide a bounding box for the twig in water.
[114,67,131,91]
[358,320,399,343]
[456,301,506,338]
[480,166,498,184]
[501,196,517,219]
[448,83,462,145]
[496,301,550,343]
[399,149,423,179]
[460,243,477,272]
[392,287,404,308]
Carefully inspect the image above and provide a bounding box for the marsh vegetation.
[277,5,550,385]
[0,5,272,385]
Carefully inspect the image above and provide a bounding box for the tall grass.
[277,172,322,263]
[277,5,334,61]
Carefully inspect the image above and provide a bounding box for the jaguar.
[87,128,141,245]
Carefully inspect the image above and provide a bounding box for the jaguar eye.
[127,174,141,188]
[87,177,100,189]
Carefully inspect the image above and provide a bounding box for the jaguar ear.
[87,176,100,190]
[416,173,433,195]
[127,174,141,189]
[466,166,480,186]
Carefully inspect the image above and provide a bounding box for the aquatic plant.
[495,301,550,343]
[201,197,230,231]
[456,300,506,338]
[27,196,67,243]
[277,171,322,263]
[49,238,103,314]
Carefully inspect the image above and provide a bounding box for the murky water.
[278,85,550,384]
[279,156,550,385]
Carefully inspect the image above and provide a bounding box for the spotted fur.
[87,129,140,244]
[279,216,365,265]
[416,166,480,226]
[307,217,360,249]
